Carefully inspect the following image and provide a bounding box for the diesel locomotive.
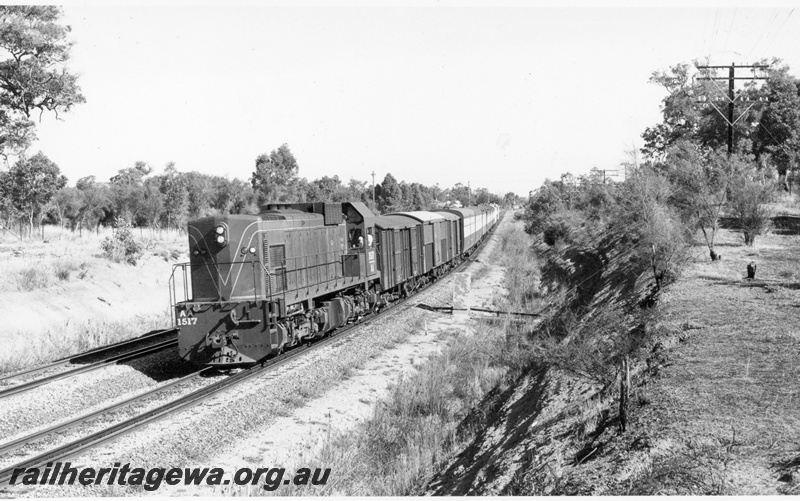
[170,201,499,367]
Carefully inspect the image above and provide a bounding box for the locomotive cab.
[342,202,377,278]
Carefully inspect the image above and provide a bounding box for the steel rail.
[0,368,211,457]
[0,213,504,484]
[0,329,178,384]
[0,338,178,400]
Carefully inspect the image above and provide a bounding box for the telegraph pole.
[603,169,620,183]
[371,171,376,206]
[696,63,769,155]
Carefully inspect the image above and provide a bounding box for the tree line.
[525,58,800,257]
[0,144,515,239]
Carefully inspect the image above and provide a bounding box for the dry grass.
[0,224,187,374]
[770,191,800,217]
[492,219,544,314]
[628,229,800,494]
[0,225,185,292]
[264,323,510,496]
[0,310,173,374]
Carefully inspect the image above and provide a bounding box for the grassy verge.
[493,219,542,314]
[614,229,800,495]
[0,225,187,373]
[0,257,92,292]
[0,225,185,292]
[0,310,173,374]
[269,321,511,496]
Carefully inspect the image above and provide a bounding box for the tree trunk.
[619,355,630,433]
[650,244,661,291]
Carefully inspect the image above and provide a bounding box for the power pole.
[371,171,376,206]
[603,169,620,183]
[696,63,769,155]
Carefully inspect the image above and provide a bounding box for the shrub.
[729,181,774,246]
[523,182,567,235]
[53,259,85,281]
[17,267,51,291]
[542,210,589,246]
[101,217,144,265]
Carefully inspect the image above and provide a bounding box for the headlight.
[215,225,225,235]
[249,247,256,254]
[216,235,226,245]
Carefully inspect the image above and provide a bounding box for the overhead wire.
[757,120,781,147]
[748,9,795,153]
[761,8,795,57]
[710,8,720,54]
[723,8,737,53]
[747,8,781,61]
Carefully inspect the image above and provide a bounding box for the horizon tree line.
[0,145,515,240]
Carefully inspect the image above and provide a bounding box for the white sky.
[24,1,800,196]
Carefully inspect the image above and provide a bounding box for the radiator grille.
[266,244,286,294]
[269,245,285,266]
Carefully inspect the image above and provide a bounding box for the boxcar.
[372,214,420,291]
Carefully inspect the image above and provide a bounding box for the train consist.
[170,202,499,367]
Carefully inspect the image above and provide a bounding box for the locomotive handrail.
[169,259,270,309]
[169,246,380,313]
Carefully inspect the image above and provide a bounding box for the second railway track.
[0,329,178,399]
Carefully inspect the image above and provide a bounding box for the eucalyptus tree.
[0,6,85,156]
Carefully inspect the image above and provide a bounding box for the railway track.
[0,329,178,399]
[0,216,503,485]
